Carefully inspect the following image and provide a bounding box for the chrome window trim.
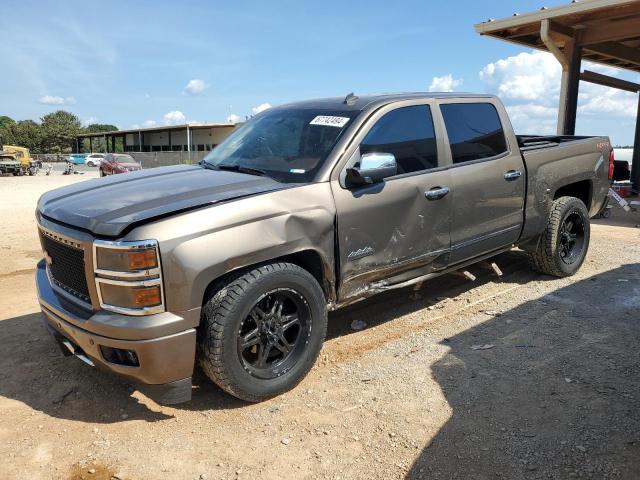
[92,239,166,316]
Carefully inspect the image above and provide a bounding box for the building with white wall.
[77,123,239,154]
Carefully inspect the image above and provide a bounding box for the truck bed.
[516,133,611,244]
[516,134,598,151]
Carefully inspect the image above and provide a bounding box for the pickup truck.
[36,93,611,404]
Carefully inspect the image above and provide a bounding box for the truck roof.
[277,92,497,111]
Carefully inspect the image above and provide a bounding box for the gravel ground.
[0,172,638,480]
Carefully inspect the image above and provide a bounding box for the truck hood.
[37,164,291,237]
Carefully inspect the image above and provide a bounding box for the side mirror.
[346,152,397,186]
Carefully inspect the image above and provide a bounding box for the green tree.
[11,120,43,152]
[83,123,118,133]
[0,115,16,145]
[40,110,81,153]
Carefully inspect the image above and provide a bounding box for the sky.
[2,0,639,145]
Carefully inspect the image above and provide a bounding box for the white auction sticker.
[309,116,350,128]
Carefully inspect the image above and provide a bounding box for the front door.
[331,103,453,300]
[438,100,526,264]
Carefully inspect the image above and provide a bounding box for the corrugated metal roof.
[475,0,640,73]
[77,122,237,138]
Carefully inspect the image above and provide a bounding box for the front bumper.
[36,260,196,404]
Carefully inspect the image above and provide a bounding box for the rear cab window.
[360,105,439,175]
[440,103,508,164]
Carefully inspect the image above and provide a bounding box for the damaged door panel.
[331,103,452,301]
[333,169,452,300]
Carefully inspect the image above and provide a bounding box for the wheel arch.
[553,179,593,210]
[199,248,336,311]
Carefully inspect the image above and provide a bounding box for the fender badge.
[348,246,375,260]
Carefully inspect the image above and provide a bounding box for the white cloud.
[184,79,208,95]
[163,111,187,125]
[252,103,272,114]
[226,113,241,124]
[82,116,98,126]
[480,51,561,101]
[479,50,638,134]
[142,120,157,128]
[38,95,65,105]
[428,74,463,92]
[38,95,77,105]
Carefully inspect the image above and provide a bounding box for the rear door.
[437,99,525,264]
[331,101,453,300]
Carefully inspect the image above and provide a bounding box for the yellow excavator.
[1,145,41,175]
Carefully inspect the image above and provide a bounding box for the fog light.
[100,346,140,367]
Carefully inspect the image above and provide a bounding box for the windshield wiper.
[216,164,267,177]
[200,161,217,170]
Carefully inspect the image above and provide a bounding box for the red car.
[99,154,142,177]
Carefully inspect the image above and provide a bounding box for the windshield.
[203,108,357,183]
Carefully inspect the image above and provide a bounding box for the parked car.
[85,153,105,167]
[2,145,40,175]
[99,153,142,176]
[36,93,611,405]
[68,153,88,165]
[0,151,21,175]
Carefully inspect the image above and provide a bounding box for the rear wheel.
[99,169,105,177]
[529,196,590,277]
[198,263,327,402]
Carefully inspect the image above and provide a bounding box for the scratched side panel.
[519,136,611,243]
[331,170,452,301]
[126,183,337,314]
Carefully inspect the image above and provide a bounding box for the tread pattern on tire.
[197,262,326,402]
[529,196,588,278]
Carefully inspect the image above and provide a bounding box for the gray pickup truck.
[36,93,612,404]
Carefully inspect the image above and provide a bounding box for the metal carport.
[475,0,640,192]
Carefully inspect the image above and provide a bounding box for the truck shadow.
[326,249,533,341]
[404,263,640,479]
[0,311,246,423]
[0,250,574,424]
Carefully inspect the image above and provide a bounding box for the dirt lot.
[0,172,639,480]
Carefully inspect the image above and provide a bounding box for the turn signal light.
[128,250,158,270]
[608,149,615,180]
[132,286,162,307]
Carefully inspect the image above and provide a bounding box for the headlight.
[93,239,165,315]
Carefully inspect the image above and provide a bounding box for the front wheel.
[529,196,590,277]
[198,263,327,402]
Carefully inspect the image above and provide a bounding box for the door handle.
[425,186,450,201]
[504,170,522,181]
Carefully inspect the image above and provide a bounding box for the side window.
[440,103,508,164]
[360,105,438,175]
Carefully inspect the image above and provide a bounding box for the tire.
[529,196,590,277]
[87,161,95,167]
[99,169,105,177]
[198,262,327,402]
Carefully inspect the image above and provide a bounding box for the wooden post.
[561,40,582,135]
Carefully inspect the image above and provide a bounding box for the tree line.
[0,111,117,154]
